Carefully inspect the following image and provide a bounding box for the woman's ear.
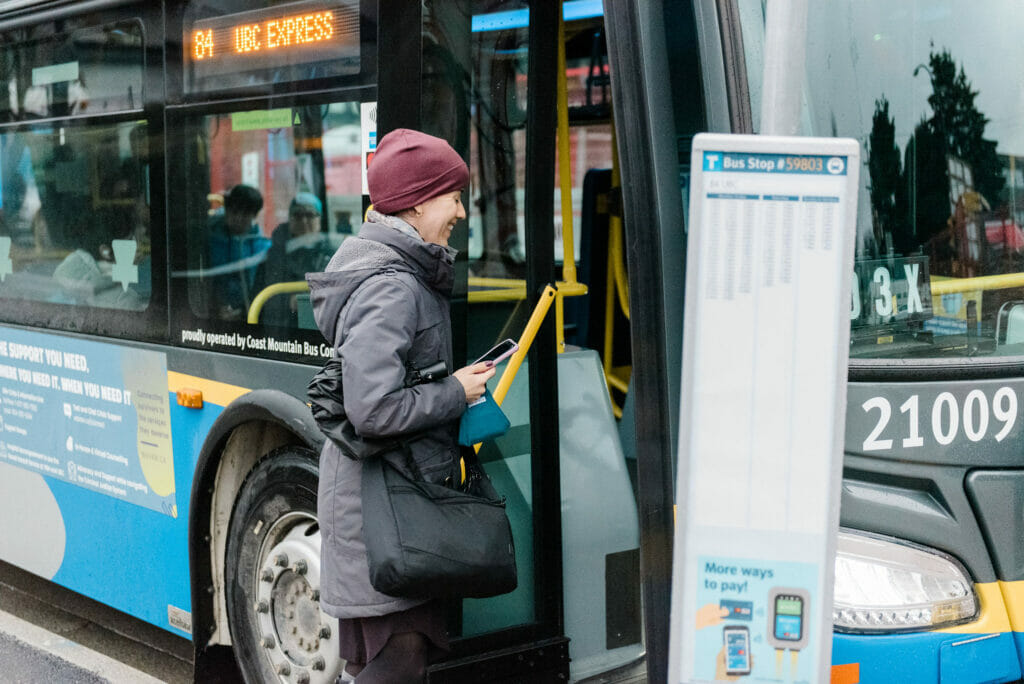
[397,206,423,227]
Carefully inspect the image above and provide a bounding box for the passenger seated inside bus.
[253,192,333,327]
[52,225,148,310]
[206,184,270,320]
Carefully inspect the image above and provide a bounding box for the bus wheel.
[225,446,342,684]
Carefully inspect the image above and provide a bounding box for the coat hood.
[306,217,456,345]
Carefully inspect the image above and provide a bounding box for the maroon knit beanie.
[367,128,470,214]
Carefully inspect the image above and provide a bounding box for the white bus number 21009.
[861,388,1018,451]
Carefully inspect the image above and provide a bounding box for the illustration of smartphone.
[772,593,804,642]
[475,338,519,365]
[723,625,751,676]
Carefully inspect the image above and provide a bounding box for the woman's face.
[412,190,466,247]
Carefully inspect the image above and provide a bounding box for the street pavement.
[0,632,106,683]
[0,560,191,683]
[0,607,164,683]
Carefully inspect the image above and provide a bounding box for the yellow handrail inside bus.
[554,1,584,355]
[609,124,629,320]
[468,286,527,303]
[470,276,527,288]
[247,281,311,324]
[469,277,585,296]
[930,272,1024,296]
[602,120,631,418]
[557,5,576,288]
[473,284,559,455]
[492,284,559,406]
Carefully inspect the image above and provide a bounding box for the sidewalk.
[0,607,166,684]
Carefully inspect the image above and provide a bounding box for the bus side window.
[179,101,361,329]
[0,17,151,324]
[0,121,151,312]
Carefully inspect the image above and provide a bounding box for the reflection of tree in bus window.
[786,1,1024,359]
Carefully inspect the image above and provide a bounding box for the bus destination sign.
[186,0,359,81]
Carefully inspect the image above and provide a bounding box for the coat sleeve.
[339,275,466,438]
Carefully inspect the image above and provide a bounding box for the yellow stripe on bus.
[167,371,250,408]
[996,579,1024,633]
[936,581,1011,634]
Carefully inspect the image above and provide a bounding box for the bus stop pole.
[759,0,809,136]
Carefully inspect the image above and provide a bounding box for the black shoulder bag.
[361,444,517,599]
[307,357,517,598]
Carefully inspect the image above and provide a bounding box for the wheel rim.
[251,512,342,684]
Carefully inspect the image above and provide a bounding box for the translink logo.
[704,153,721,171]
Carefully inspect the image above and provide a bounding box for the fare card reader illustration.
[767,587,809,680]
[723,625,751,676]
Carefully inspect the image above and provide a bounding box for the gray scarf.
[366,209,458,261]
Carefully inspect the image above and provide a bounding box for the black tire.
[225,445,342,684]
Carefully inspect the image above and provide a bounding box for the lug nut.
[292,560,308,575]
[311,656,326,671]
[319,625,331,639]
[276,662,291,676]
[260,569,274,582]
[254,600,269,614]
[312,589,320,601]
[274,553,289,568]
[296,672,310,684]
[261,635,275,649]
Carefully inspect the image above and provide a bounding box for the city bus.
[0,0,1020,683]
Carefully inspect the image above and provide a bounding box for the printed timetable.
[692,151,849,536]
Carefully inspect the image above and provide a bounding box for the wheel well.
[208,420,297,646]
[188,389,324,667]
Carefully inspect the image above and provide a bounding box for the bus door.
[378,1,643,681]
[375,2,569,681]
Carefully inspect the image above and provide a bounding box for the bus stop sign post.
[668,133,860,683]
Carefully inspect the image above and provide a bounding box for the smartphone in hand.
[475,338,519,365]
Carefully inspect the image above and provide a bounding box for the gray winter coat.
[307,213,467,618]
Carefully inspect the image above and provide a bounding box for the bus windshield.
[743,0,1024,360]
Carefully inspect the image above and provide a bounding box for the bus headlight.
[832,529,978,633]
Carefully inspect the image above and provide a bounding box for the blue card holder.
[458,388,510,446]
